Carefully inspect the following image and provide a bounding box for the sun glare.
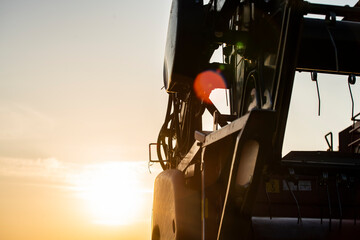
[75,162,143,226]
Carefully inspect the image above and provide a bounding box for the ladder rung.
[349,122,360,134]
[348,137,360,147]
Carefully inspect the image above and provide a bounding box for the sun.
[75,162,143,226]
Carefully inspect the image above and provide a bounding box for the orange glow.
[193,70,227,103]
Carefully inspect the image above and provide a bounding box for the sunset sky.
[0,0,359,239]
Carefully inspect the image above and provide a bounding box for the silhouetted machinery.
[149,0,360,239]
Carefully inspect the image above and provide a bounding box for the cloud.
[0,102,55,140]
[0,156,160,194]
[0,157,61,174]
[0,156,73,188]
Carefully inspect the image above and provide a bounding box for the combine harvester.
[149,0,360,239]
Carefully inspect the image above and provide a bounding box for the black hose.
[156,95,173,170]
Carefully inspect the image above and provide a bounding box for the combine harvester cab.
[150,0,360,239]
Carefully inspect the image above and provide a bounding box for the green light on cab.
[236,42,245,50]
